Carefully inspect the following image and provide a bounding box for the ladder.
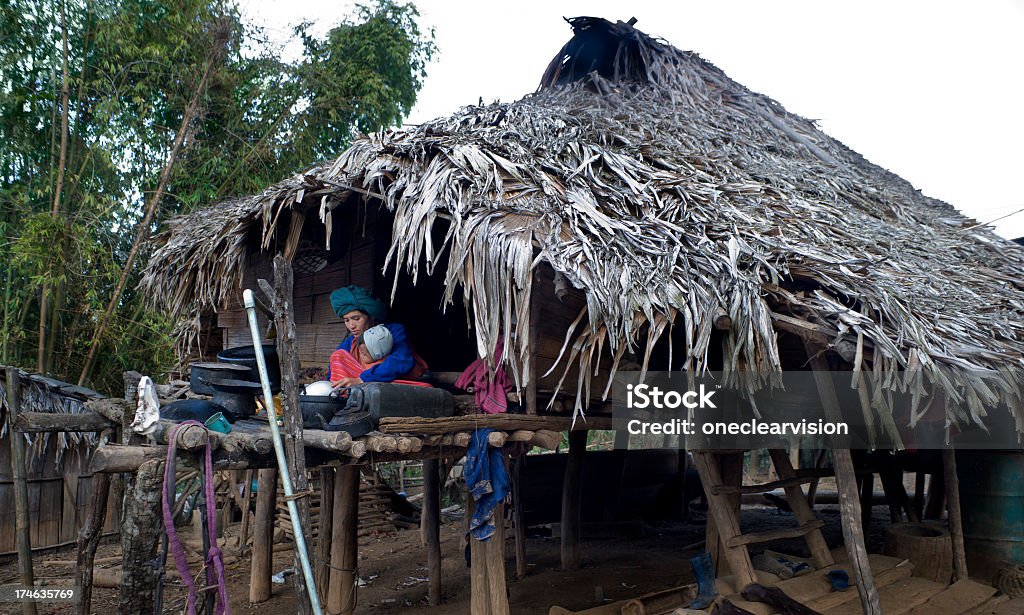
[691,449,835,589]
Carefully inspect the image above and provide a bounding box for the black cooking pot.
[162,399,233,423]
[203,377,262,418]
[189,362,251,395]
[298,393,347,429]
[216,345,281,393]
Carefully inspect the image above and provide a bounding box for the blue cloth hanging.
[464,428,510,541]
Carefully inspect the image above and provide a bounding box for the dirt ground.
[0,501,898,615]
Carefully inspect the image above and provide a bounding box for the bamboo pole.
[6,369,37,615]
[561,430,586,570]
[250,468,277,603]
[423,458,442,606]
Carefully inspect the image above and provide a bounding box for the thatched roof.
[142,17,1024,437]
[0,366,105,461]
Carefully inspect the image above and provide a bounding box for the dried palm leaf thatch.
[141,17,1024,435]
[0,366,105,461]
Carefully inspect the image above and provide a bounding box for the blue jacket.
[332,322,416,383]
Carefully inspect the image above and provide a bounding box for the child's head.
[358,325,394,362]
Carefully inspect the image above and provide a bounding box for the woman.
[327,285,427,387]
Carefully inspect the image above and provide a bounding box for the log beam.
[13,411,112,432]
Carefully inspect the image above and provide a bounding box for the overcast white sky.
[242,0,1024,239]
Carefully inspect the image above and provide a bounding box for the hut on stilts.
[27,15,1024,615]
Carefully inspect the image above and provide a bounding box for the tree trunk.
[74,470,110,615]
[118,459,164,615]
[77,40,221,386]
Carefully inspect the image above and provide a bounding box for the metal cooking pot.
[217,345,281,393]
[189,362,251,395]
[203,377,262,418]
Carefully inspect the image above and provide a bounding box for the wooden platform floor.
[719,550,1020,615]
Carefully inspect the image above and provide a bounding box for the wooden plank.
[379,414,613,434]
[824,576,944,615]
[313,293,343,324]
[712,475,816,495]
[806,562,912,612]
[905,580,997,615]
[725,520,824,547]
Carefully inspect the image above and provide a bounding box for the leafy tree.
[0,0,436,393]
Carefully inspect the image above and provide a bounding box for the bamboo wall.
[0,434,118,554]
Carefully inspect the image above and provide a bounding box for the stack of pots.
[183,344,281,421]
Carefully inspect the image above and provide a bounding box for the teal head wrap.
[329,285,387,322]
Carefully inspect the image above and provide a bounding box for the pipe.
[242,289,323,615]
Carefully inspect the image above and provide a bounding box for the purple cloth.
[162,421,231,615]
[455,338,511,414]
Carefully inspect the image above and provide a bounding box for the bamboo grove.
[0,0,435,393]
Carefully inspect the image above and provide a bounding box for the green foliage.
[0,0,436,393]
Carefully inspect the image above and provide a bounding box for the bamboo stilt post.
[806,344,881,615]
[118,459,164,615]
[5,369,37,615]
[329,465,359,615]
[422,458,442,605]
[270,254,315,615]
[942,448,969,582]
[74,469,110,615]
[511,455,527,579]
[250,468,277,603]
[561,430,586,570]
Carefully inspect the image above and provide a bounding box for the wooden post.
[329,465,359,615]
[691,451,756,589]
[806,345,881,615]
[942,448,969,582]
[74,470,110,615]
[272,254,314,615]
[315,466,336,605]
[486,500,511,615]
[239,468,254,549]
[860,471,874,534]
[5,369,37,615]
[526,274,540,415]
[250,468,277,603]
[561,430,586,570]
[511,455,527,579]
[118,459,164,615]
[421,458,442,605]
[469,495,488,615]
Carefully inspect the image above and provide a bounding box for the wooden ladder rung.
[712,475,815,495]
[725,520,825,548]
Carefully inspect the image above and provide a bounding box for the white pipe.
[243,289,323,615]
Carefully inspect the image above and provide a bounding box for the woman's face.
[343,310,373,336]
